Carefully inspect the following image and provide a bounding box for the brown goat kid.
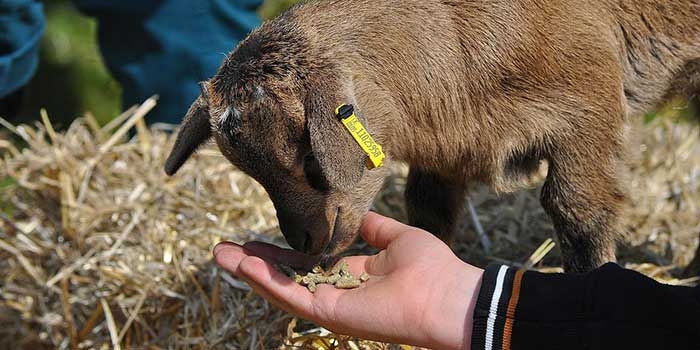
[165,0,700,273]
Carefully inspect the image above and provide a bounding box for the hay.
[1,100,699,349]
[1,99,291,349]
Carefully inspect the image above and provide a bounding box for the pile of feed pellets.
[278,261,370,293]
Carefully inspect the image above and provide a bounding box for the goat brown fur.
[165,0,700,272]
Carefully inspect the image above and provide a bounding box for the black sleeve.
[471,263,700,350]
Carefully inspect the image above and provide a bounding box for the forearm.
[471,263,700,350]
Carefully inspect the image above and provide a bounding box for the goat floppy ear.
[306,96,365,192]
[164,97,212,176]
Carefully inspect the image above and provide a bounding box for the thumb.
[359,212,414,250]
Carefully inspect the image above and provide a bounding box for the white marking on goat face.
[217,107,242,131]
[217,107,231,128]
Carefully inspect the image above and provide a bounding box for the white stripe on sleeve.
[485,265,509,350]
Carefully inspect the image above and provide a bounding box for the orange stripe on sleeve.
[502,269,524,350]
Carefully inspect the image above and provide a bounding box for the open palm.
[214,212,483,350]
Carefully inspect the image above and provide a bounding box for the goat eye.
[303,152,330,192]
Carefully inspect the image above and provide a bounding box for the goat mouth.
[317,207,343,268]
[304,207,340,257]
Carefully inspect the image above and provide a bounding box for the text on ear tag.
[335,104,385,169]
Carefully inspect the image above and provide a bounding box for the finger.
[236,255,407,343]
[243,242,382,279]
[359,212,414,250]
[243,241,318,269]
[238,254,388,329]
[335,255,381,277]
[213,242,248,276]
[214,243,317,318]
[237,273,299,314]
[237,255,317,318]
[363,250,396,276]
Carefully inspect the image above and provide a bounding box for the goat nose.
[276,212,314,253]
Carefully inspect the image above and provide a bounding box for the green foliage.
[644,112,657,125]
[647,96,700,124]
[0,176,15,191]
[25,1,121,127]
[260,0,303,20]
[0,176,16,216]
[0,202,12,216]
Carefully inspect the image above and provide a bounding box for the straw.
[0,103,698,349]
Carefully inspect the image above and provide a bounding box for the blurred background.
[18,0,302,127]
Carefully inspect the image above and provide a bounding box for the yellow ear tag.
[335,104,385,169]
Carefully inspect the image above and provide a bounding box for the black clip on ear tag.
[335,104,354,120]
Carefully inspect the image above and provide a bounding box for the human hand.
[213,212,484,350]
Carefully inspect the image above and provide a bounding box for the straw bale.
[0,100,698,349]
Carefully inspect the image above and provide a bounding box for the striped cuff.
[471,264,524,350]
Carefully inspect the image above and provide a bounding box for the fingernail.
[212,241,235,257]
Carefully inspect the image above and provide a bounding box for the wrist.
[458,262,484,350]
[424,260,484,350]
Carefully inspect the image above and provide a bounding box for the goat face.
[165,78,387,259]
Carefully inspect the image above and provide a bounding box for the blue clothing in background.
[0,0,262,124]
[0,0,45,98]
